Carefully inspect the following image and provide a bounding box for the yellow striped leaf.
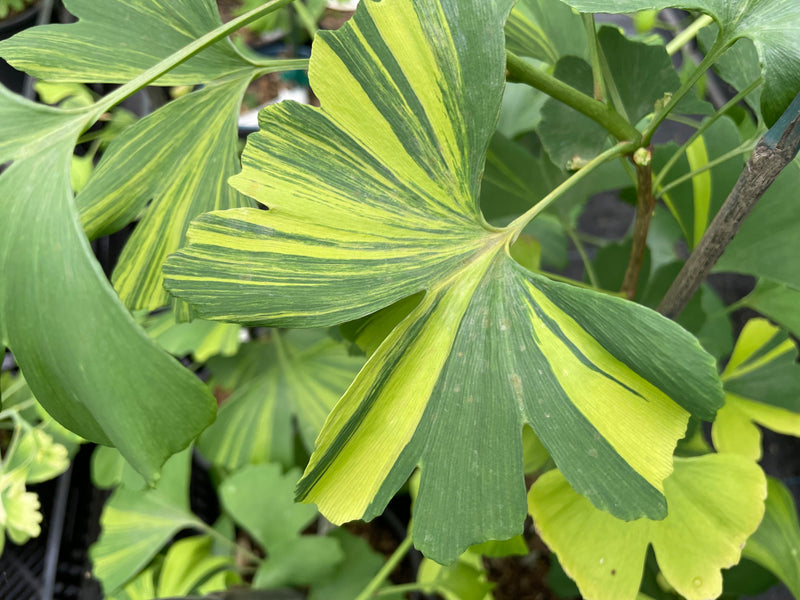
[0,0,254,85]
[1,0,306,311]
[164,0,723,562]
[8,1,300,312]
[0,86,215,483]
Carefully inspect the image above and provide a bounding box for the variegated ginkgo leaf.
[0,0,304,312]
[560,0,800,126]
[164,0,723,562]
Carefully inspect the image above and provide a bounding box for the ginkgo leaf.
[505,0,588,65]
[90,448,203,595]
[741,279,800,339]
[164,0,723,562]
[0,0,253,84]
[743,477,800,598]
[144,310,241,364]
[0,0,305,312]
[529,454,767,600]
[715,158,800,289]
[197,329,364,470]
[560,0,800,125]
[219,464,344,589]
[0,85,215,482]
[712,319,800,460]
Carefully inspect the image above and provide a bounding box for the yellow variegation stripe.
[505,9,559,64]
[0,0,256,85]
[83,79,252,309]
[302,249,499,522]
[687,136,712,247]
[524,284,689,490]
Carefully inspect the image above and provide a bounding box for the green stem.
[666,114,703,129]
[665,14,714,57]
[506,51,640,143]
[576,231,611,248]
[654,77,763,190]
[656,140,757,198]
[582,13,605,102]
[565,224,599,288]
[0,398,37,423]
[506,141,636,237]
[355,533,414,600]
[90,0,295,118]
[596,34,629,122]
[642,37,730,145]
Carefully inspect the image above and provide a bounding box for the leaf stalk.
[506,141,636,238]
[506,51,641,144]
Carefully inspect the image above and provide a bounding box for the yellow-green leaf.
[712,318,800,460]
[529,454,767,600]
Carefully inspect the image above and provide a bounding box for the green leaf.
[198,330,363,469]
[539,26,708,168]
[712,319,800,460]
[740,279,800,338]
[560,0,800,125]
[743,477,800,598]
[144,311,241,363]
[90,448,201,594]
[219,464,343,588]
[505,0,588,64]
[538,56,609,168]
[308,529,389,600]
[715,158,800,289]
[0,0,255,85]
[0,85,215,483]
[497,83,548,139]
[529,453,767,600]
[164,0,723,562]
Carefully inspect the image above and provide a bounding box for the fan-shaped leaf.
[198,330,363,469]
[164,0,723,562]
[712,319,800,460]
[744,477,800,598]
[529,454,766,600]
[0,86,215,482]
[90,449,201,594]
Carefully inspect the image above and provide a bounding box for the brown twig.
[658,92,800,318]
[621,149,655,299]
